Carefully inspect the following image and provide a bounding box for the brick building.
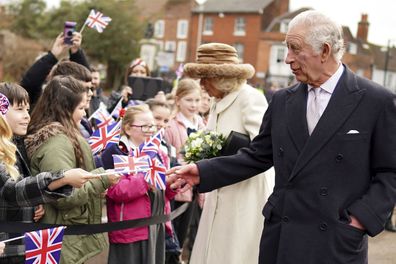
[141,0,396,92]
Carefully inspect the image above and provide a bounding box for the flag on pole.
[84,9,112,33]
[138,129,164,159]
[113,155,135,174]
[112,155,151,175]
[110,98,123,119]
[89,106,113,128]
[89,121,121,154]
[143,157,166,190]
[24,226,65,264]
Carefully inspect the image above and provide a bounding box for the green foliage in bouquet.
[181,130,226,163]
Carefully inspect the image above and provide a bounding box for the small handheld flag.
[25,226,66,264]
[89,121,121,154]
[143,157,166,190]
[81,9,112,33]
[110,98,123,119]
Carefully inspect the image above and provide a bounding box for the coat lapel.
[289,67,366,181]
[207,88,242,130]
[286,83,309,152]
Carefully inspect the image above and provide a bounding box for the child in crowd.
[25,76,119,264]
[100,104,176,264]
[164,78,205,258]
[0,86,94,263]
[145,99,177,167]
[165,93,177,118]
[199,89,212,125]
[164,78,204,161]
[146,98,181,263]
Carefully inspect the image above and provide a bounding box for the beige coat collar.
[213,86,243,115]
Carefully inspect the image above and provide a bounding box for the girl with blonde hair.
[0,89,95,263]
[100,104,176,264]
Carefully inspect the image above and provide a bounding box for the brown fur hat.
[184,43,255,79]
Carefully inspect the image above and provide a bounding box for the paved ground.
[368,210,396,264]
[369,230,396,264]
[87,231,396,264]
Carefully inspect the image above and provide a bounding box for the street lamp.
[195,0,207,49]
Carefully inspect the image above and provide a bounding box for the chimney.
[277,0,289,16]
[357,13,369,42]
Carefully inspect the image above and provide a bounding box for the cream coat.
[190,84,275,264]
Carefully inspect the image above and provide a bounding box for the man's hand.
[349,215,365,230]
[167,164,200,192]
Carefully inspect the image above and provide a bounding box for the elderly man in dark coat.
[168,10,396,264]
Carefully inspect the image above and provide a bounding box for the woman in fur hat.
[184,43,275,264]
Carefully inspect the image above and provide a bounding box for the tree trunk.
[105,60,124,92]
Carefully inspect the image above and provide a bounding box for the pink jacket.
[106,153,176,244]
[164,113,205,162]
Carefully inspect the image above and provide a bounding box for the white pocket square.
[346,130,360,134]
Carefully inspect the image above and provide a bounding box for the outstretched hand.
[166,164,200,192]
[63,168,100,188]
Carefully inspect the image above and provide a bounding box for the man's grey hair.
[288,10,345,61]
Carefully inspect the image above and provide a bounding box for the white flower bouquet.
[181,130,226,163]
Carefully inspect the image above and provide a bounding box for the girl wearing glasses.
[100,104,176,264]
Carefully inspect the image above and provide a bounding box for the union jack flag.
[89,106,113,128]
[89,121,121,154]
[133,156,152,172]
[24,226,65,264]
[110,98,123,119]
[113,155,135,174]
[85,9,112,33]
[137,129,164,159]
[143,157,166,190]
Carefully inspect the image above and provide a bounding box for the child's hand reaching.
[33,205,45,222]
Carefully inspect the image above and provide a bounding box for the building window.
[233,43,244,62]
[176,41,187,62]
[177,20,188,39]
[156,40,164,50]
[280,20,290,33]
[203,17,213,35]
[234,17,246,36]
[165,41,176,52]
[154,20,165,38]
[348,43,358,55]
[276,47,285,63]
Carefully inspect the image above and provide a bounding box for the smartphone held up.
[64,21,77,45]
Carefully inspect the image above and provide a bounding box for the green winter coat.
[26,123,111,264]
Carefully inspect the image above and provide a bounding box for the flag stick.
[95,169,149,176]
[1,226,67,243]
[79,22,87,34]
[1,235,24,243]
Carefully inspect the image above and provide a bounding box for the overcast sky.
[290,0,396,46]
[23,0,396,46]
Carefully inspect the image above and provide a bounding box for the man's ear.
[321,43,331,62]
